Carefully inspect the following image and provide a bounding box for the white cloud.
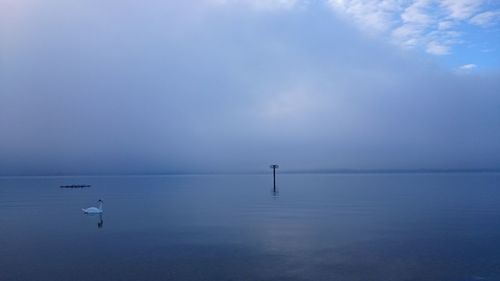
[210,0,498,56]
[470,10,500,27]
[401,0,434,25]
[441,0,483,20]
[459,64,477,70]
[2,0,500,173]
[454,63,478,74]
[437,20,454,30]
[326,0,497,56]
[327,0,402,33]
[426,41,450,55]
[208,0,499,57]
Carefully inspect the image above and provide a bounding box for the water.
[1,173,500,281]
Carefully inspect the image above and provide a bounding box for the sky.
[1,0,500,175]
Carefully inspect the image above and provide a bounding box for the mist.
[1,0,500,175]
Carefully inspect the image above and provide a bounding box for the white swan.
[82,199,103,214]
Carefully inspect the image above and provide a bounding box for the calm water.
[1,173,500,281]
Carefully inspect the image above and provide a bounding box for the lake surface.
[1,173,500,281]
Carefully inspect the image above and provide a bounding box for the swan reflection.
[83,213,104,229]
[97,214,103,228]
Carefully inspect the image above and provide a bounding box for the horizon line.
[2,168,500,178]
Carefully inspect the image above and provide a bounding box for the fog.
[1,0,500,175]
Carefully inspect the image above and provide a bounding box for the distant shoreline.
[1,169,500,178]
[282,168,500,174]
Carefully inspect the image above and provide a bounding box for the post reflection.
[271,188,279,198]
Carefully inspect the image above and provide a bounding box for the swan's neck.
[98,202,103,211]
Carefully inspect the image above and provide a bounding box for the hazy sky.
[1,0,500,175]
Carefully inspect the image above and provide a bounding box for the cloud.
[401,0,434,25]
[455,64,478,73]
[441,0,483,20]
[459,64,477,70]
[327,0,402,33]
[326,0,497,55]
[470,10,500,27]
[437,20,454,30]
[0,0,500,175]
[426,41,450,55]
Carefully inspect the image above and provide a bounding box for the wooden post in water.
[270,164,279,192]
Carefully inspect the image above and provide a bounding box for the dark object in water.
[60,184,91,188]
[270,164,279,193]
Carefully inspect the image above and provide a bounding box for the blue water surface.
[1,173,500,281]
